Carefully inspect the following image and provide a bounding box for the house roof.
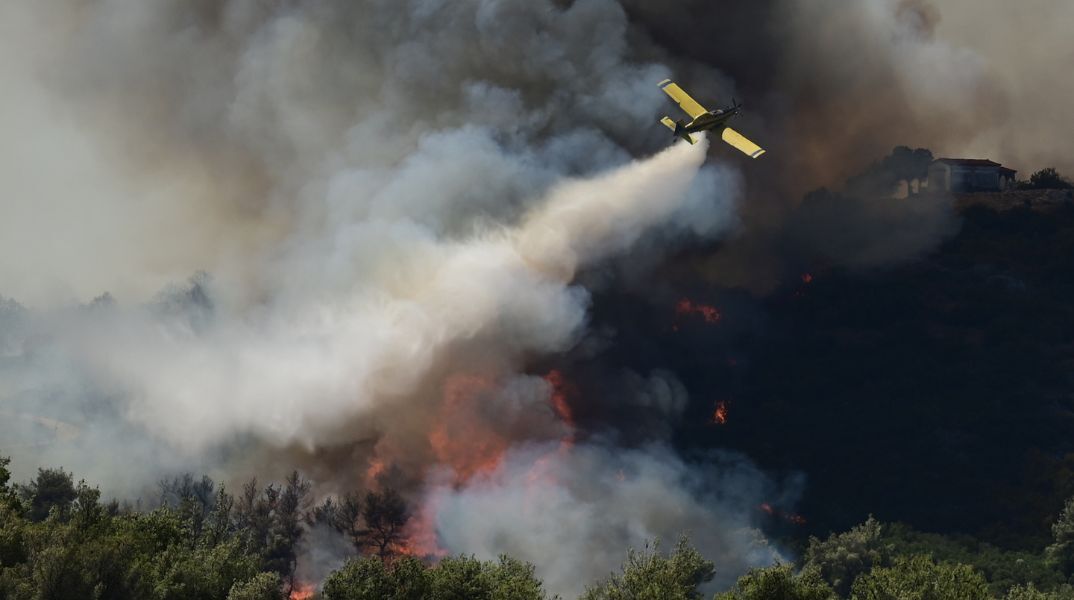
[933,158,1003,167]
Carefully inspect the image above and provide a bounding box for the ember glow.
[364,457,387,487]
[289,583,316,600]
[543,370,576,429]
[543,369,578,452]
[428,374,510,483]
[712,401,729,425]
[400,497,449,560]
[801,273,814,284]
[759,502,807,526]
[675,299,722,324]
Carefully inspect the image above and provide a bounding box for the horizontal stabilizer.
[659,116,696,145]
[721,127,765,158]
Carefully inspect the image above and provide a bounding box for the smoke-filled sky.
[1,0,1070,595]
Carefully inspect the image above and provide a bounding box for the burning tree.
[360,489,409,559]
[319,488,410,560]
[234,471,314,586]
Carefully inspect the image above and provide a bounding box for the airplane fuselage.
[681,109,738,133]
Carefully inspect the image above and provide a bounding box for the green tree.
[160,474,217,543]
[20,468,78,522]
[204,486,236,547]
[228,572,286,600]
[850,555,990,600]
[0,501,28,567]
[0,456,19,510]
[322,555,430,600]
[880,522,1065,594]
[322,554,551,600]
[1023,168,1073,190]
[581,537,715,600]
[431,555,550,600]
[151,536,263,600]
[1047,496,1074,578]
[0,457,27,571]
[715,564,836,600]
[1004,583,1074,599]
[269,470,312,583]
[803,517,891,597]
[846,146,934,196]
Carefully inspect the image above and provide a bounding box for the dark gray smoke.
[0,0,1067,594]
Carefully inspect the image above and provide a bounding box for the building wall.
[928,163,1004,192]
[928,163,951,191]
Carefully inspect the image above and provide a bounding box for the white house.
[927,158,1018,193]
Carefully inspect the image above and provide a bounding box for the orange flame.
[711,401,729,425]
[428,374,509,483]
[759,502,807,525]
[290,583,316,600]
[399,496,449,560]
[543,370,576,428]
[521,371,584,488]
[543,370,578,452]
[365,456,387,487]
[675,298,721,324]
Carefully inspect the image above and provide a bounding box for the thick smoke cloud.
[932,0,1074,176]
[0,0,763,594]
[625,0,1069,189]
[623,0,1071,289]
[428,443,789,597]
[1,0,1066,594]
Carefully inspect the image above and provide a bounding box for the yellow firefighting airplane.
[657,79,766,158]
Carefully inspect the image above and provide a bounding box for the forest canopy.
[1,456,1072,599]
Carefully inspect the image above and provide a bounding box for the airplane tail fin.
[659,116,696,145]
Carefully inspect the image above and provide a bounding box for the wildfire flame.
[711,401,729,425]
[289,583,316,600]
[389,370,587,562]
[675,298,721,324]
[428,374,510,483]
[543,369,577,453]
[759,502,807,526]
[364,456,387,487]
[399,496,449,559]
[543,370,575,427]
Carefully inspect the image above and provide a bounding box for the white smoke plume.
[428,442,789,597]
[8,0,1058,593]
[0,0,772,594]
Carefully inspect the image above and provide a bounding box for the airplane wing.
[721,127,766,158]
[658,79,708,120]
